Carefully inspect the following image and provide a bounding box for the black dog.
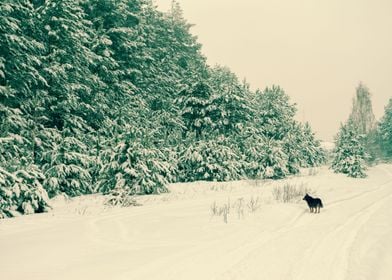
[303,193,323,213]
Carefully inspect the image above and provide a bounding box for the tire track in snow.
[291,180,392,280]
[325,168,392,209]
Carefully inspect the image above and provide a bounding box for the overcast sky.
[155,0,392,141]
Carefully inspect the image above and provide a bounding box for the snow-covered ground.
[1,165,392,280]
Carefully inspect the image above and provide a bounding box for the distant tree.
[378,98,392,159]
[349,83,376,135]
[348,83,380,162]
[332,121,368,178]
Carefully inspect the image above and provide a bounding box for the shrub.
[0,165,51,218]
[104,185,140,207]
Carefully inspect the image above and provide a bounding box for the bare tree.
[348,82,376,135]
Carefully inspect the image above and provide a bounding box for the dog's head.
[303,193,309,200]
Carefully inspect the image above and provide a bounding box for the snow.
[321,141,335,151]
[1,164,392,280]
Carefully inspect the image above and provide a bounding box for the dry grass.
[272,182,315,203]
[210,196,262,223]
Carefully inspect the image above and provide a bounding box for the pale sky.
[155,0,392,141]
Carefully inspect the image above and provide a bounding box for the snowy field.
[1,164,392,280]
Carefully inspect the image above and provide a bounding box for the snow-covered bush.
[177,139,243,182]
[98,140,173,195]
[0,166,50,218]
[104,185,139,207]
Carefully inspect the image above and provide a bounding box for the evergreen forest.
[2,0,391,218]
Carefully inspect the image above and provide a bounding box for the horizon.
[155,0,392,141]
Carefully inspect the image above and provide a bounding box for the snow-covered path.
[1,165,392,280]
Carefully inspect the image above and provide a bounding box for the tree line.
[0,0,325,218]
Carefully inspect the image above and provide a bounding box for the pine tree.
[255,86,297,140]
[32,0,109,196]
[133,0,207,145]
[0,0,47,165]
[209,66,253,136]
[332,121,368,178]
[32,0,105,133]
[249,86,297,176]
[82,0,148,184]
[297,122,326,167]
[283,123,304,174]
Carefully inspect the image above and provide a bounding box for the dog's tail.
[320,200,324,208]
